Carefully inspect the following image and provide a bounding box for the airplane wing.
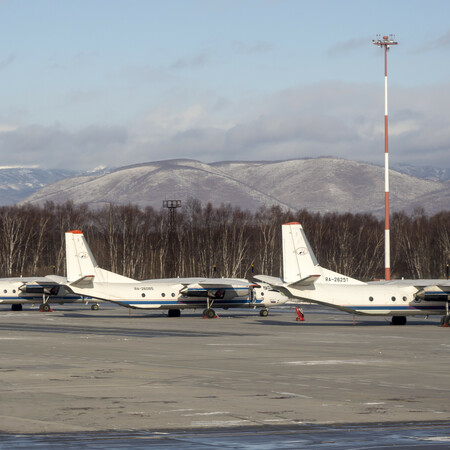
[368,279,450,301]
[191,278,255,288]
[254,274,320,289]
[252,275,296,299]
[180,279,254,299]
[370,279,450,288]
[18,278,63,295]
[46,274,95,289]
[253,275,284,286]
[413,281,450,290]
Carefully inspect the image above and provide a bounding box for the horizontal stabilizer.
[288,274,321,288]
[70,275,95,289]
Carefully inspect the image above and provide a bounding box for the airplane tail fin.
[65,230,136,284]
[65,230,97,283]
[282,222,319,283]
[282,222,363,285]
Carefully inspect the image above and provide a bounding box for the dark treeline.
[0,200,448,280]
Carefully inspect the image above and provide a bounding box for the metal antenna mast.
[373,34,398,281]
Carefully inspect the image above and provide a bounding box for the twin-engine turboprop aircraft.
[56,230,286,317]
[0,277,95,311]
[255,222,450,326]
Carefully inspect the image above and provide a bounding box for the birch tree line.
[0,200,448,281]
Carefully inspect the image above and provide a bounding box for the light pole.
[373,34,398,280]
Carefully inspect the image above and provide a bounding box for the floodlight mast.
[163,200,182,277]
[372,34,398,281]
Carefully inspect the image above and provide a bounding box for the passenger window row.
[140,292,176,298]
[368,296,407,302]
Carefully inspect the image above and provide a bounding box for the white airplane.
[0,277,98,312]
[255,222,450,326]
[56,230,286,317]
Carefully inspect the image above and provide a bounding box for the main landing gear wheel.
[260,308,269,317]
[40,303,51,312]
[168,309,181,318]
[203,308,216,319]
[11,304,22,311]
[391,316,407,325]
[91,304,99,311]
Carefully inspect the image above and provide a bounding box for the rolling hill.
[18,158,450,215]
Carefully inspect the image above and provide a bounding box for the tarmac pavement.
[0,304,449,435]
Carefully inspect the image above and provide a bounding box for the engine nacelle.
[19,284,60,296]
[180,284,249,300]
[415,288,450,302]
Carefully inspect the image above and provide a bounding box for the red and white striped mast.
[373,34,398,281]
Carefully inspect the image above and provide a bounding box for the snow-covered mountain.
[17,158,450,215]
[0,167,76,206]
[393,164,450,182]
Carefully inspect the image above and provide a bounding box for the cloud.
[0,124,18,133]
[0,124,129,169]
[131,81,450,168]
[431,30,450,49]
[327,38,369,57]
[415,29,450,53]
[232,40,274,54]
[47,51,97,71]
[0,54,15,70]
[61,89,102,107]
[170,52,211,70]
[121,52,213,86]
[121,64,175,85]
[0,81,449,170]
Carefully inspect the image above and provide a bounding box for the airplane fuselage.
[288,283,447,316]
[68,281,283,310]
[0,278,83,307]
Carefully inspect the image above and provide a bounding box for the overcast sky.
[0,0,449,171]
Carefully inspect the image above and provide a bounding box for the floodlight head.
[373,34,398,48]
